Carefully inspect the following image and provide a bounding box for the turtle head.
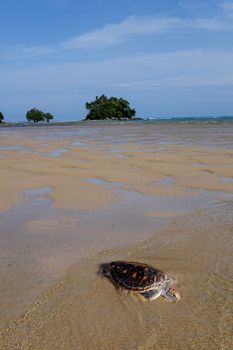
[162,287,181,302]
[99,263,111,277]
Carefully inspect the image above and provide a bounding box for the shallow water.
[221,177,233,183]
[2,121,233,151]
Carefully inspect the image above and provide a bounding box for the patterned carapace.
[109,261,166,291]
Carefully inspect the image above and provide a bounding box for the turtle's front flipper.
[161,287,180,302]
[140,289,161,301]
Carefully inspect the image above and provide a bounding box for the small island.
[0,95,143,126]
[85,95,136,120]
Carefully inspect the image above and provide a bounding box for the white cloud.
[61,15,231,50]
[61,16,182,49]
[1,13,233,61]
[112,73,233,89]
[2,49,233,92]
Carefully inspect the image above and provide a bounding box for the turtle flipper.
[140,289,162,301]
[161,287,180,302]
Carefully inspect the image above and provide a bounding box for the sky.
[1,0,233,121]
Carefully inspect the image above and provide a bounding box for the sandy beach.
[0,122,233,349]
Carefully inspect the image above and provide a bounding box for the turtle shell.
[109,261,166,292]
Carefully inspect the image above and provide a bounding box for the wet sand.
[0,123,233,349]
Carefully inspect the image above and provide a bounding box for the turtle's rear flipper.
[162,288,180,302]
[140,289,161,301]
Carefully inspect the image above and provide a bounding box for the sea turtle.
[100,261,180,302]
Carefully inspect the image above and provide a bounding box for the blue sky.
[1,0,233,121]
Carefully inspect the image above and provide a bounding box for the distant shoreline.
[1,116,233,128]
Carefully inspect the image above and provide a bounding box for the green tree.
[44,112,54,123]
[0,111,4,123]
[26,108,45,123]
[85,95,136,120]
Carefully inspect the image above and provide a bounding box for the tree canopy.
[0,111,4,123]
[26,108,54,123]
[85,95,136,120]
[44,112,54,123]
